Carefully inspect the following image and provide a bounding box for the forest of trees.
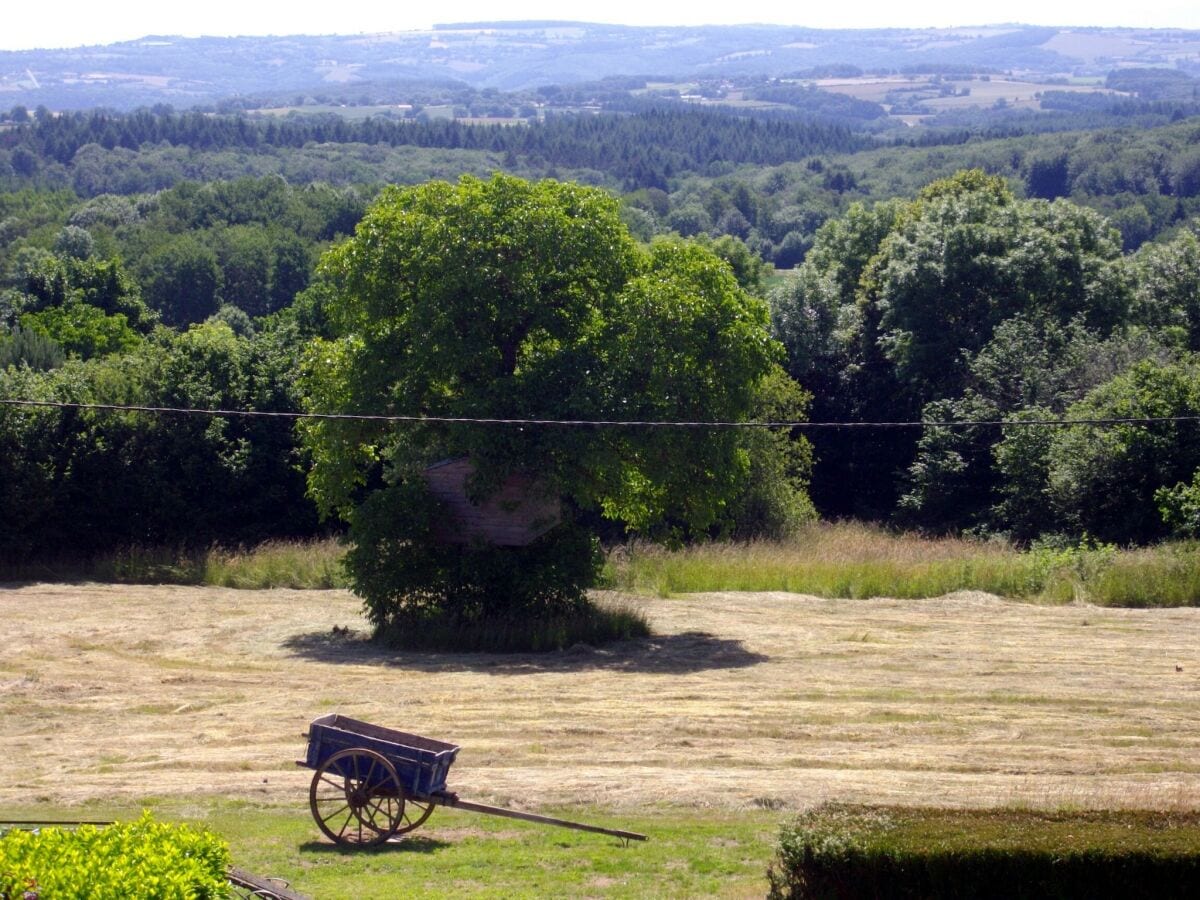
[0,107,868,192]
[3,102,1200,561]
[774,170,1200,542]
[5,106,1200,261]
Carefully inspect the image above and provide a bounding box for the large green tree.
[299,174,793,645]
[773,170,1131,519]
[138,235,223,327]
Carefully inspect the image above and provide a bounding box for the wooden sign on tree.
[422,457,561,546]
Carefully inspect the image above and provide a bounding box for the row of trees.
[0,180,360,560]
[656,117,1200,274]
[1,107,869,192]
[2,178,367,334]
[7,110,1200,274]
[0,317,317,559]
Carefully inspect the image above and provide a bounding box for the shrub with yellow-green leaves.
[0,812,228,899]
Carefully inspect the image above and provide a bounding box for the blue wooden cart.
[300,714,646,847]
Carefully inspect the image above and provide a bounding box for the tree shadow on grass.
[282,628,768,675]
[299,835,448,854]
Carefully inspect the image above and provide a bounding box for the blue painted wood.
[303,714,460,797]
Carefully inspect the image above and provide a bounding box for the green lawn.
[7,802,779,899]
[216,804,776,899]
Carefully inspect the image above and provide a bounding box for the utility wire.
[2,397,1199,429]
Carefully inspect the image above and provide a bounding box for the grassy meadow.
[606,523,1200,608]
[0,539,349,590]
[211,802,778,899]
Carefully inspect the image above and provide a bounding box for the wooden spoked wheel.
[394,794,436,835]
[309,748,404,846]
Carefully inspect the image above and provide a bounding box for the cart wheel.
[394,794,436,835]
[309,748,404,846]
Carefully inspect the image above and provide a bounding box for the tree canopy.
[299,174,796,641]
[772,171,1134,519]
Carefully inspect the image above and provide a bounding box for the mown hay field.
[3,583,1199,815]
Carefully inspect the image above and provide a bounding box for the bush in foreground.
[768,805,1200,899]
[0,812,229,899]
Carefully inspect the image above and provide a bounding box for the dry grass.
[612,521,1010,574]
[2,583,1199,816]
[811,74,1117,113]
[611,522,1020,598]
[201,539,346,589]
[0,539,348,589]
[607,523,1200,606]
[11,524,1196,608]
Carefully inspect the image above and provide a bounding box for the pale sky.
[3,1,1199,52]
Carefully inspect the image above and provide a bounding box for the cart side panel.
[305,715,460,796]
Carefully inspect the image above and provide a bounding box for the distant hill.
[3,22,1200,111]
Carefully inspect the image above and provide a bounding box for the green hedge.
[0,813,228,899]
[768,806,1200,899]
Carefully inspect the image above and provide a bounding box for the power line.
[2,397,1199,429]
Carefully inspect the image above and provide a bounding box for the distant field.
[247,105,530,126]
[457,117,528,126]
[241,71,1125,128]
[251,104,411,120]
[762,268,799,292]
[1043,30,1200,65]
[811,74,1122,114]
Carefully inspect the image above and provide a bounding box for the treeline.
[1,179,367,329]
[645,116,1200,275]
[922,97,1200,137]
[0,179,366,558]
[1106,67,1200,102]
[0,317,319,560]
[772,171,1200,544]
[0,106,870,190]
[5,155,1200,554]
[8,106,1200,270]
[740,84,887,122]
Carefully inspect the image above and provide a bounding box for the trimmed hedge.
[768,805,1200,899]
[0,812,228,899]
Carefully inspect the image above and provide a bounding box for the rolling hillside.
[3,22,1200,110]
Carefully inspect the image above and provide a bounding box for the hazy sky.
[4,1,1199,51]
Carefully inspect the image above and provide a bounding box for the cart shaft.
[437,795,647,842]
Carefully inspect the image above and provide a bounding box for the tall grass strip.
[606,524,1200,608]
